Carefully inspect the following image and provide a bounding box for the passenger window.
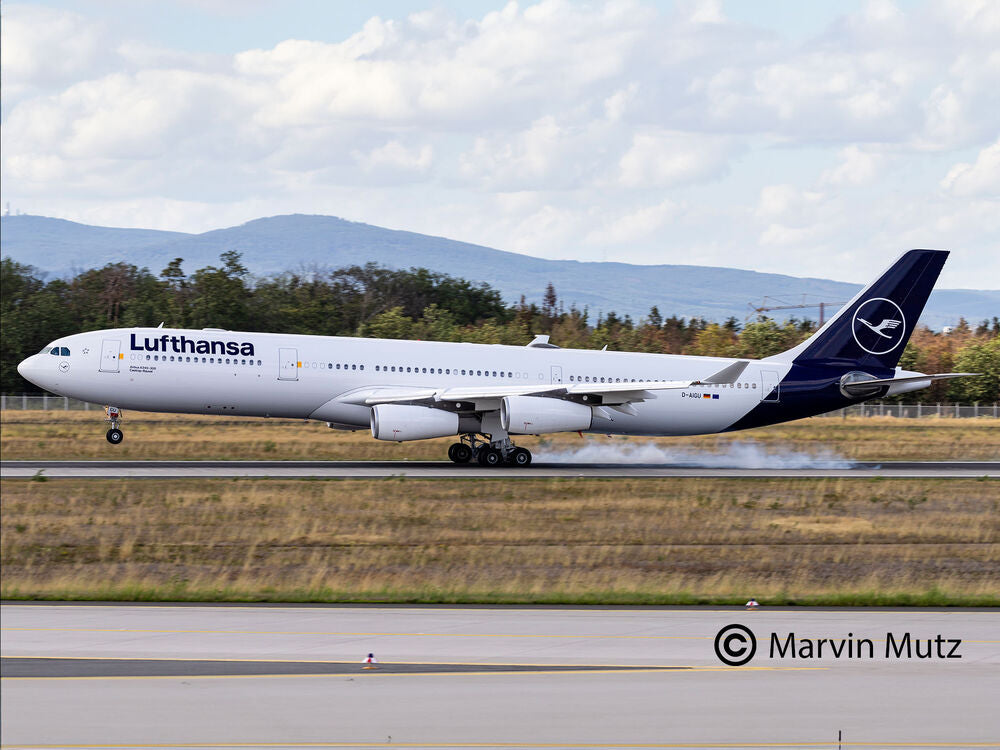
[752,383,756,389]
[146,354,151,361]
[446,369,450,375]
[352,364,357,370]
[360,365,364,371]
[476,370,481,376]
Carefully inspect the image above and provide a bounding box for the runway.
[3,603,998,748]
[3,459,998,478]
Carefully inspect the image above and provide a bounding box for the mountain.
[3,213,997,329]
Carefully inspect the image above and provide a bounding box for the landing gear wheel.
[510,447,532,467]
[106,428,123,445]
[477,447,503,467]
[448,443,472,464]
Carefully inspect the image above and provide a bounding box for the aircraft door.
[278,348,299,381]
[550,365,563,384]
[100,339,121,373]
[761,370,780,402]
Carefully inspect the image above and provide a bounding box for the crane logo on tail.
[852,298,906,355]
[857,317,900,338]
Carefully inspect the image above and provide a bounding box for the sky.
[2,0,998,288]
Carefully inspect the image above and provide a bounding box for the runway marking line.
[7,626,996,643]
[3,655,694,667]
[1,742,998,749]
[1,664,825,681]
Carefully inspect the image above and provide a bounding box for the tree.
[542,282,558,322]
[949,338,1000,403]
[690,323,739,357]
[188,252,252,330]
[1,259,77,392]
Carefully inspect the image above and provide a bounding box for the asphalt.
[3,459,998,478]
[2,656,680,678]
[3,604,998,747]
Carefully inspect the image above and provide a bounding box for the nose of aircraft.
[17,354,41,386]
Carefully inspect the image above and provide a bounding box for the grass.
[1,410,999,461]
[3,477,998,605]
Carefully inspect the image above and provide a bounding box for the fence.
[3,394,98,411]
[815,402,999,418]
[1,393,997,418]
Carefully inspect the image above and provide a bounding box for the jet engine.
[370,404,459,441]
[500,395,592,435]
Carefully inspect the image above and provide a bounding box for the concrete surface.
[2,604,998,748]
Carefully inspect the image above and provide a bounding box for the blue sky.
[2,0,998,287]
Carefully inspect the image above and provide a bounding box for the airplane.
[16,249,976,467]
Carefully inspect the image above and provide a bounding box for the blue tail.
[774,249,948,371]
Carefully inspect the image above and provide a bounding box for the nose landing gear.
[105,406,124,444]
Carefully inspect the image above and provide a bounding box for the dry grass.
[2,410,999,461]
[3,477,997,604]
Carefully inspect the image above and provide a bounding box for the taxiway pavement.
[3,603,998,748]
[3,459,998,479]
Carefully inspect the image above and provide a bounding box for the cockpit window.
[50,348,61,356]
[60,347,70,356]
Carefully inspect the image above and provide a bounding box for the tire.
[106,428,123,445]
[511,447,532,467]
[448,443,472,464]
[480,447,503,467]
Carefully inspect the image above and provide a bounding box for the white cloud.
[585,199,678,245]
[1,0,998,289]
[618,131,736,188]
[940,138,1000,197]
[354,141,434,176]
[821,146,884,187]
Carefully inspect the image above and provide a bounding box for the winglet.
[700,360,749,384]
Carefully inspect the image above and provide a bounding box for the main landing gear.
[105,405,124,444]
[447,434,532,467]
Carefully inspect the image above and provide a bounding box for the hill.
[2,213,996,328]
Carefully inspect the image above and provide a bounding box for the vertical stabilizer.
[770,249,948,370]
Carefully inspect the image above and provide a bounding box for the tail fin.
[771,249,948,370]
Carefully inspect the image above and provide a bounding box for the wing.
[339,360,750,411]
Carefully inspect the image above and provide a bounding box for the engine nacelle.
[370,404,459,441]
[500,395,592,435]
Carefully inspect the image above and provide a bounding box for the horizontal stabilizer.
[841,372,977,395]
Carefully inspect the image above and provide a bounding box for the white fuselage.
[17,327,790,437]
